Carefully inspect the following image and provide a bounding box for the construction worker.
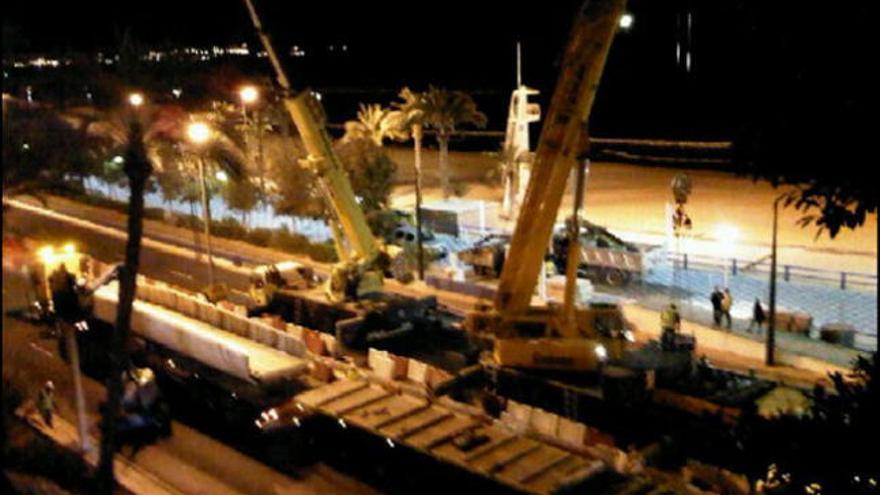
[660,303,681,350]
[37,380,55,427]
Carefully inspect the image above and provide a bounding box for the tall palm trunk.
[438,130,450,200]
[97,120,151,494]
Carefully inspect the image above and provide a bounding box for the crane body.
[466,0,630,371]
[242,0,402,302]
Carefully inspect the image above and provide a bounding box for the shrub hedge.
[62,190,338,263]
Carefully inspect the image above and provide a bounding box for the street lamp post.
[187,122,216,289]
[239,85,265,201]
[766,196,781,366]
[38,244,90,453]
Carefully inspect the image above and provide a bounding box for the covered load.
[93,282,308,384]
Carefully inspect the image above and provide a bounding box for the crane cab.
[466,302,630,372]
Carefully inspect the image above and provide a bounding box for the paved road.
[3,204,254,302]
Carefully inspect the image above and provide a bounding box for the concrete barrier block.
[320,333,340,357]
[407,359,429,384]
[557,418,588,447]
[303,329,326,356]
[506,401,532,424]
[225,312,248,336]
[286,324,304,341]
[530,408,559,437]
[391,355,409,380]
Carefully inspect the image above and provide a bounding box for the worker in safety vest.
[37,380,56,427]
[660,303,681,350]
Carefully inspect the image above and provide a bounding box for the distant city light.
[172,88,182,99]
[619,13,634,30]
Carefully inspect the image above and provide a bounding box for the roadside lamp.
[128,92,144,107]
[187,122,210,144]
[239,85,258,105]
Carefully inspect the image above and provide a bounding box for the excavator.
[465,0,633,372]
[241,0,446,349]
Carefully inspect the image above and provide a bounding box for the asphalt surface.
[3,205,254,302]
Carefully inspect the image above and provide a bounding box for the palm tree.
[392,87,428,279]
[342,103,407,146]
[418,86,487,200]
[90,101,177,495]
[84,103,244,494]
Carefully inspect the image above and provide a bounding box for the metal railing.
[667,252,877,291]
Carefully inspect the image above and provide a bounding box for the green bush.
[245,228,273,247]
[211,217,248,240]
[70,189,339,264]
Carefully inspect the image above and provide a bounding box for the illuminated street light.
[619,13,634,30]
[187,122,211,144]
[186,121,216,288]
[239,85,258,105]
[128,92,144,107]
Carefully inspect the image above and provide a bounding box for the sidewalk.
[16,406,186,495]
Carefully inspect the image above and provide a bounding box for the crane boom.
[242,0,379,264]
[495,0,625,315]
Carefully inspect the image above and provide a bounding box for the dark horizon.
[3,1,871,141]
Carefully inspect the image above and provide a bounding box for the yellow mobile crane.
[466,0,630,371]
[242,0,404,303]
[241,0,451,351]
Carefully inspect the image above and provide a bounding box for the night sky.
[3,1,873,140]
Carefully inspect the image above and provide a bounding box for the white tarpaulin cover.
[93,282,307,383]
